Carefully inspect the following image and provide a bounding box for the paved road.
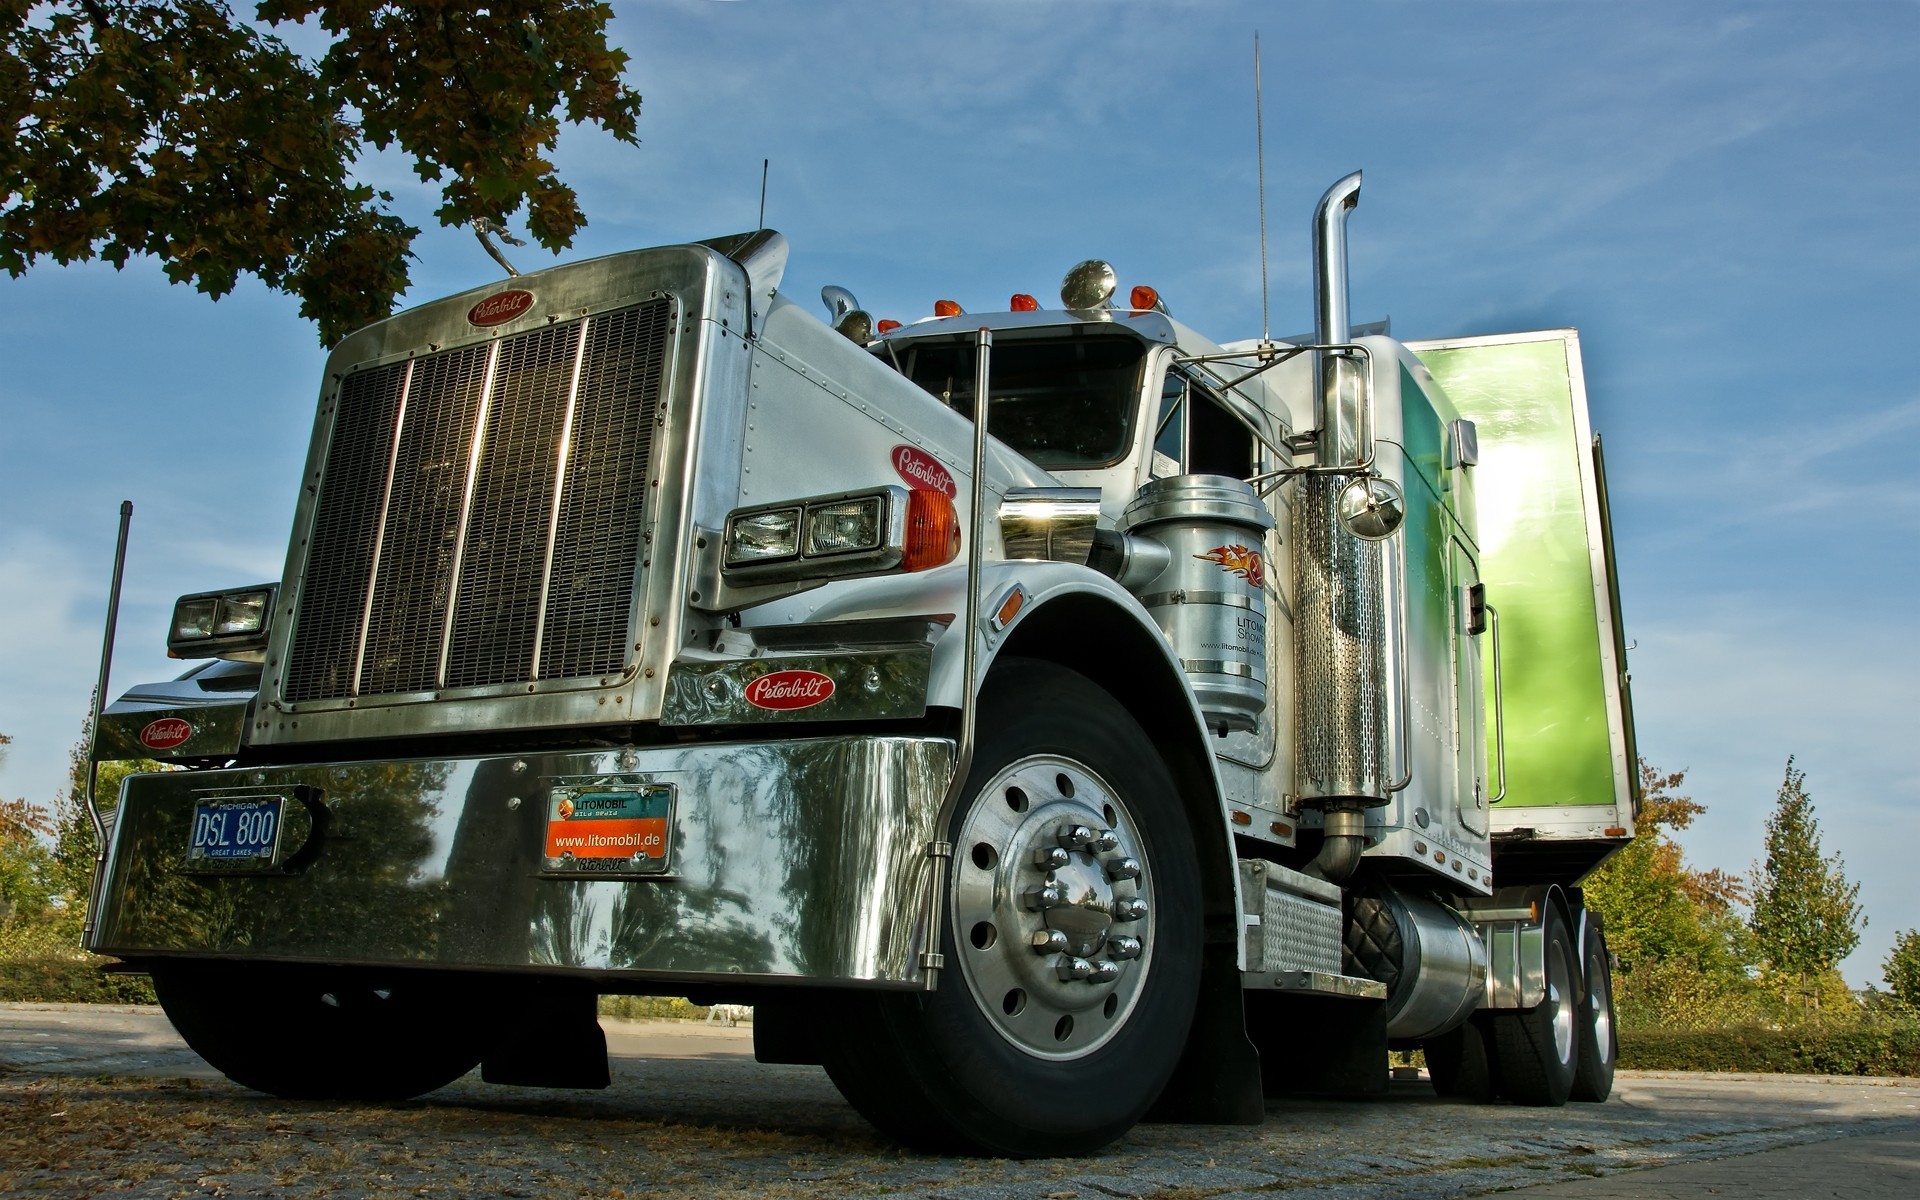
[3,1003,1916,1199]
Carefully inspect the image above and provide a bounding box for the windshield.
[891,332,1147,469]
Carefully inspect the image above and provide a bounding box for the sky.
[2,0,1916,986]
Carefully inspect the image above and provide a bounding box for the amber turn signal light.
[1010,294,1039,312]
[902,488,962,572]
[933,299,964,318]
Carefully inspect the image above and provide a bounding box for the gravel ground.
[4,1004,1918,1199]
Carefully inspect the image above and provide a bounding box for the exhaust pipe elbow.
[1306,805,1368,883]
[1312,171,1363,347]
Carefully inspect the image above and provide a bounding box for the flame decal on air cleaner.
[1195,544,1265,589]
[138,718,195,750]
[744,669,836,711]
[466,289,536,327]
[891,445,957,498]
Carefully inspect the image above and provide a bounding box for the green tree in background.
[1581,760,1759,1028]
[1748,757,1864,1014]
[1882,930,1920,1013]
[1,717,169,1001]
[1,731,61,927]
[2,1,642,344]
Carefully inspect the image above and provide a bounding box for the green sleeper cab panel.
[1412,336,1618,809]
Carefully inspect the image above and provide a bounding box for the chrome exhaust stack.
[1294,170,1394,822]
[1312,170,1362,462]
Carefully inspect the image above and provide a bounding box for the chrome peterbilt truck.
[86,172,1638,1155]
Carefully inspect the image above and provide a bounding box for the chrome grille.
[284,300,673,703]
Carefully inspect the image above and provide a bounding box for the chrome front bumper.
[89,735,952,988]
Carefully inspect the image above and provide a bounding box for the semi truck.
[84,171,1638,1156]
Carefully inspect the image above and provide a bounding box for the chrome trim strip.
[1181,659,1258,678]
[529,320,591,678]
[436,341,502,690]
[352,358,414,695]
[1136,589,1261,612]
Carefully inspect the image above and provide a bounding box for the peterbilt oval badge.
[744,669,836,711]
[138,718,195,750]
[892,445,957,498]
[467,289,536,327]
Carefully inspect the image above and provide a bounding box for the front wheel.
[819,660,1202,1156]
[152,962,493,1100]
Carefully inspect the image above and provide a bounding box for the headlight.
[213,590,268,635]
[172,598,218,641]
[725,507,802,565]
[168,585,277,661]
[720,486,953,587]
[805,498,883,556]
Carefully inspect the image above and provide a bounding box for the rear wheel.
[152,962,493,1100]
[1423,1016,1496,1103]
[818,660,1202,1156]
[1570,921,1617,1102]
[1489,905,1579,1106]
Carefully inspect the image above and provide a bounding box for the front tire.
[1489,905,1580,1106]
[819,660,1202,1156]
[152,962,493,1100]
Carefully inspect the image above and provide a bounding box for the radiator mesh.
[283,299,673,703]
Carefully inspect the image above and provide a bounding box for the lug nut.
[1057,956,1093,981]
[1114,898,1148,922]
[1107,935,1142,960]
[1091,829,1120,853]
[1023,883,1064,910]
[1030,929,1070,954]
[1087,960,1121,983]
[1033,845,1070,870]
[1056,823,1095,850]
[1106,856,1141,881]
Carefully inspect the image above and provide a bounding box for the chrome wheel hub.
[1548,943,1576,1064]
[953,755,1153,1060]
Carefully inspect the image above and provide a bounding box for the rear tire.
[1570,921,1617,1102]
[1424,1016,1496,1103]
[1489,905,1579,1106]
[818,660,1202,1156]
[153,962,492,1100]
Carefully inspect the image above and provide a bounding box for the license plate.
[188,796,285,862]
[543,784,674,874]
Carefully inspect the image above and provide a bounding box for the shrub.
[1618,1022,1920,1077]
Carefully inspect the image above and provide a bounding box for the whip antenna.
[1254,32,1271,346]
[758,159,769,230]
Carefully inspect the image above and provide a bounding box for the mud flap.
[482,987,611,1090]
[751,991,827,1066]
[1245,989,1388,1097]
[1141,942,1265,1125]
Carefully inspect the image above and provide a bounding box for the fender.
[799,559,1244,951]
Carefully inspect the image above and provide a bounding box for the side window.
[1155,369,1256,479]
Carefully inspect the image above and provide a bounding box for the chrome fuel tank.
[1120,475,1274,734]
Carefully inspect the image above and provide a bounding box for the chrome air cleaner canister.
[1120,475,1275,734]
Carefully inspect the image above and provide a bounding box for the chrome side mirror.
[1337,475,1405,540]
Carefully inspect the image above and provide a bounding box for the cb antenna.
[758,159,769,230]
[1254,31,1272,348]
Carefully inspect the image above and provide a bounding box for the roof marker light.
[1129,285,1167,314]
[877,319,902,334]
[1010,293,1039,312]
[934,299,964,318]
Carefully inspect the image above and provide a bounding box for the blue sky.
[2,1,1916,985]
